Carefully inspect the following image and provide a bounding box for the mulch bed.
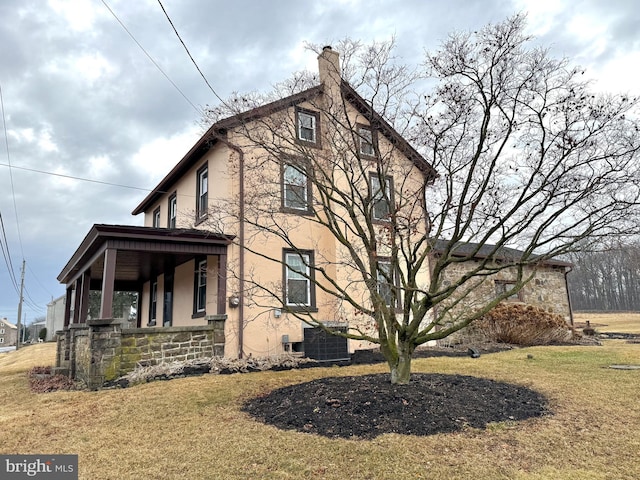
[242,373,550,439]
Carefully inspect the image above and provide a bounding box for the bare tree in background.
[202,15,640,384]
[567,241,640,311]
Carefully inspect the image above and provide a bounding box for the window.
[149,281,158,326]
[284,250,315,309]
[296,108,320,146]
[377,260,398,307]
[168,193,177,229]
[358,126,375,156]
[193,258,207,315]
[196,165,208,221]
[370,174,393,221]
[152,207,161,228]
[495,280,523,301]
[0,328,4,334]
[0,338,4,344]
[282,162,310,212]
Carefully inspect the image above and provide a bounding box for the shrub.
[473,303,577,346]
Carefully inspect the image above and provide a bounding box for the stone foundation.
[56,316,225,389]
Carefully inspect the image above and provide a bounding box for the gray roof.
[431,239,571,267]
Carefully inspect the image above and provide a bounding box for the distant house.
[0,318,18,347]
[46,295,66,341]
[57,47,573,365]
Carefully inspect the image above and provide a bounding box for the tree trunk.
[388,342,413,385]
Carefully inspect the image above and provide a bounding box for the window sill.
[191,311,206,319]
[294,137,322,149]
[284,306,319,314]
[281,207,313,216]
[194,215,208,227]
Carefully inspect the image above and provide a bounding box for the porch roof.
[58,224,234,286]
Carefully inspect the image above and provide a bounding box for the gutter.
[564,266,575,326]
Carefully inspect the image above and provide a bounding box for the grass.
[573,311,640,333]
[1,314,639,480]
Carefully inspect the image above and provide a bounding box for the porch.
[57,224,233,327]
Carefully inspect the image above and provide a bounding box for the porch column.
[63,286,73,327]
[100,248,117,319]
[79,270,91,323]
[217,253,227,315]
[72,277,82,324]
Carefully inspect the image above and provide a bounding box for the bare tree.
[201,16,640,384]
[567,240,640,311]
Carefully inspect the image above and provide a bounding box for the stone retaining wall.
[56,316,225,389]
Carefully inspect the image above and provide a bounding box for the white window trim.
[196,259,207,313]
[370,174,392,221]
[150,281,158,321]
[283,163,309,211]
[359,126,375,156]
[153,208,161,228]
[285,252,312,307]
[377,260,398,307]
[297,110,317,143]
[197,167,208,219]
[169,195,177,228]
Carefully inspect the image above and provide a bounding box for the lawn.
[0,315,639,480]
[574,311,640,333]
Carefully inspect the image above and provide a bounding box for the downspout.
[217,134,245,359]
[564,266,575,326]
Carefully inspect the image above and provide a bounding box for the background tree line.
[567,241,640,311]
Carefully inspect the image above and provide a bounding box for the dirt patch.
[242,373,549,439]
[27,366,77,393]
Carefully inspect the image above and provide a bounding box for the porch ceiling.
[58,224,233,287]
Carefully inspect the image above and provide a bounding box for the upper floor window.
[296,108,320,146]
[282,162,311,213]
[0,328,4,334]
[152,207,161,228]
[358,126,375,157]
[370,173,393,221]
[168,193,177,229]
[196,165,208,221]
[284,250,316,309]
[495,280,524,302]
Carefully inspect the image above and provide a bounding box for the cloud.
[1,0,639,323]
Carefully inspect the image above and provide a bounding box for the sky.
[0,0,639,325]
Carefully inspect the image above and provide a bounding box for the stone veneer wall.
[437,261,571,321]
[433,261,572,345]
[56,316,225,389]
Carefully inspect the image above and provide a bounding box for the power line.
[0,213,20,295]
[156,0,227,106]
[26,262,54,298]
[100,0,203,116]
[0,162,196,198]
[0,82,25,260]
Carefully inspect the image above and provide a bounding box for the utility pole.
[16,259,25,350]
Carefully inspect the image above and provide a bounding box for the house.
[0,318,18,347]
[46,294,66,341]
[57,47,572,381]
[430,240,573,326]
